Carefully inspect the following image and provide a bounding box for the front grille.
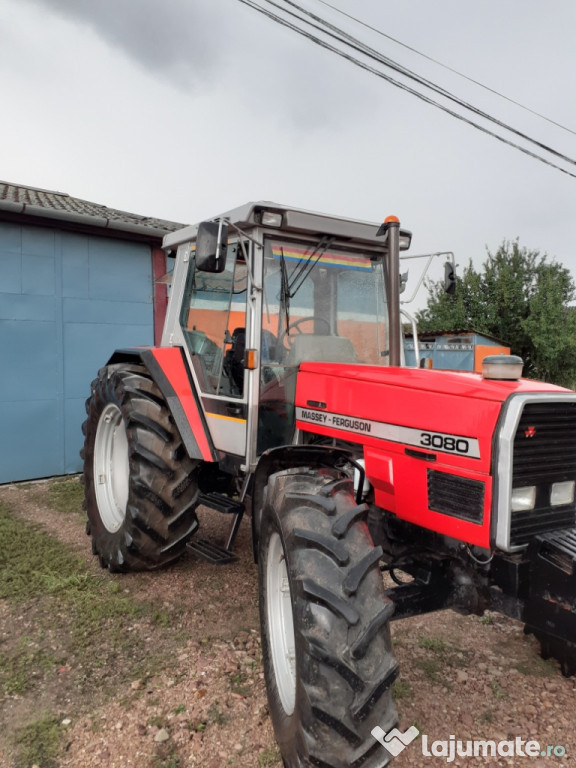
[428,470,485,524]
[510,401,576,546]
[514,402,576,484]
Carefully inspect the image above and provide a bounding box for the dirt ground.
[0,478,575,768]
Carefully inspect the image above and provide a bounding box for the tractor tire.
[258,470,398,768]
[82,364,200,571]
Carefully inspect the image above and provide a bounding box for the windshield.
[262,238,389,366]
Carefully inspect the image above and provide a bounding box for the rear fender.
[251,444,360,562]
[107,347,217,463]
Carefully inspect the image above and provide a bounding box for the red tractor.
[82,203,576,767]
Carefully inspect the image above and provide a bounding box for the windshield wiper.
[288,236,334,296]
[279,247,291,334]
[279,236,335,337]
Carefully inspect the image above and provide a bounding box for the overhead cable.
[313,0,576,138]
[270,0,576,169]
[235,0,576,179]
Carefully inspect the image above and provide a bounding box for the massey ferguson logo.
[524,426,536,438]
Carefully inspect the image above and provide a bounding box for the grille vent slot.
[428,470,485,524]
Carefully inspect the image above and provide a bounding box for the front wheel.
[259,471,398,767]
[82,364,200,571]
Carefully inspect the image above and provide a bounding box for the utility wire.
[313,0,576,138]
[235,0,576,179]
[270,0,576,169]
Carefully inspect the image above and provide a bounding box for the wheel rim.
[266,531,297,715]
[94,403,130,533]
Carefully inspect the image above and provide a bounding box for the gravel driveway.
[0,478,574,768]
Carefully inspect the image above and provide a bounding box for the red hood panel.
[298,362,568,402]
[294,363,572,549]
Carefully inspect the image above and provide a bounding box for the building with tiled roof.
[0,180,184,239]
[0,181,187,483]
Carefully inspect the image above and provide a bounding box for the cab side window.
[179,244,248,397]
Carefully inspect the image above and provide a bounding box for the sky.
[1,0,576,309]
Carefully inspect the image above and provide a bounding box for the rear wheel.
[82,364,200,571]
[259,470,398,767]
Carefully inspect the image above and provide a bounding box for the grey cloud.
[19,0,380,127]
[16,0,464,134]
[22,0,236,84]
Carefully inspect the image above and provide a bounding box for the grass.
[148,715,166,728]
[153,755,180,768]
[514,657,558,677]
[490,679,508,699]
[418,636,451,655]
[392,679,412,700]
[417,635,470,666]
[415,634,472,685]
[207,702,229,726]
[0,643,63,696]
[0,501,88,603]
[416,658,442,683]
[0,501,145,699]
[0,501,140,624]
[14,716,61,768]
[258,746,282,766]
[229,671,252,696]
[43,477,85,514]
[152,608,171,628]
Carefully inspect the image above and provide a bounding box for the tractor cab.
[161,202,411,466]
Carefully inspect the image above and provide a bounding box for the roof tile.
[0,181,186,237]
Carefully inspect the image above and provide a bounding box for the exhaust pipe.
[377,216,401,367]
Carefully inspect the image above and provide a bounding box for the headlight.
[551,480,575,507]
[511,486,536,512]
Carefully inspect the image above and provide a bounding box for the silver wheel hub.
[266,532,297,714]
[94,403,130,533]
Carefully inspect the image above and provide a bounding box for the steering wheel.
[278,316,331,349]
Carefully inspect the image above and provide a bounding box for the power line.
[235,0,576,179]
[313,0,576,138]
[275,0,576,168]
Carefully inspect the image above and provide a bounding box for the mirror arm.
[226,219,262,294]
[400,308,420,368]
[215,218,226,270]
[399,251,455,304]
[399,254,435,304]
[224,219,263,250]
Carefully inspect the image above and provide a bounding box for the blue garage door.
[0,223,153,483]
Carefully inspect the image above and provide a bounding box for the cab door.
[178,242,249,457]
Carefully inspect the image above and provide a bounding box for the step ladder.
[186,492,246,565]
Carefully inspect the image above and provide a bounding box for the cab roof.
[162,201,411,250]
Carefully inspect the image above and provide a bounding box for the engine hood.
[297,363,569,403]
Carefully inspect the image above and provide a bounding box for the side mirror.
[195,220,228,273]
[399,270,408,294]
[444,261,456,294]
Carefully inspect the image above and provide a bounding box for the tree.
[416,240,576,387]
